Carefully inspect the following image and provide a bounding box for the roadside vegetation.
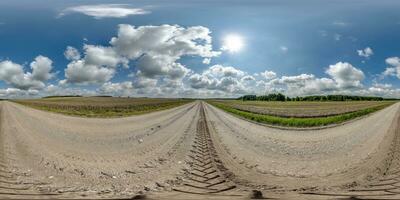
[14,97,192,117]
[238,94,396,101]
[215,100,394,118]
[209,98,396,127]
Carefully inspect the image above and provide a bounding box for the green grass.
[210,102,393,127]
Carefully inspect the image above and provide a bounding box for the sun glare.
[222,34,244,53]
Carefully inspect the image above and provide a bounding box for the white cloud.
[98,81,133,96]
[30,56,54,82]
[326,62,364,89]
[136,54,190,79]
[111,24,219,59]
[62,45,128,84]
[129,73,158,89]
[110,24,219,79]
[241,75,255,82]
[382,67,397,77]
[60,4,149,19]
[261,70,277,80]
[0,56,54,90]
[64,46,81,60]
[61,24,220,88]
[203,65,245,78]
[357,47,374,58]
[381,57,400,79]
[366,83,400,98]
[64,60,115,85]
[264,62,365,97]
[83,45,128,68]
[386,57,400,66]
[188,65,247,93]
[0,88,40,98]
[202,58,211,64]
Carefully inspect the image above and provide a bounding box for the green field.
[209,100,396,127]
[14,97,192,117]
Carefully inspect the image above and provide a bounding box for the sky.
[1,0,400,98]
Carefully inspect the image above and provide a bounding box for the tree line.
[238,94,393,101]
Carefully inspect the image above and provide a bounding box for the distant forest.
[238,94,398,101]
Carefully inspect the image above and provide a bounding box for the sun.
[222,34,244,53]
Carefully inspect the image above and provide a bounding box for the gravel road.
[1,100,400,199]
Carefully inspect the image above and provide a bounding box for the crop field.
[209,100,396,127]
[14,97,193,117]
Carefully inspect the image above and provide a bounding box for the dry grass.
[14,97,192,117]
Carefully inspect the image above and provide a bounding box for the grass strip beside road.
[210,102,393,127]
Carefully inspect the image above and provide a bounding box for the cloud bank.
[0,24,399,99]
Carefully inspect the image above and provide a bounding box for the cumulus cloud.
[136,54,190,79]
[30,56,54,82]
[183,62,370,97]
[0,56,54,90]
[110,24,219,79]
[83,45,128,68]
[129,73,158,89]
[203,65,245,78]
[64,60,116,85]
[64,46,81,60]
[365,83,400,98]
[261,70,277,80]
[265,62,365,96]
[62,44,129,84]
[357,47,373,58]
[62,24,219,85]
[326,62,364,89]
[381,57,400,79]
[202,58,211,65]
[188,65,248,94]
[98,81,133,96]
[60,4,149,19]
[241,75,255,82]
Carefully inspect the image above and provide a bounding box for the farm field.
[14,97,193,117]
[0,100,400,199]
[209,100,396,127]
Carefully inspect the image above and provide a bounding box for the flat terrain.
[211,100,395,117]
[1,100,400,199]
[209,100,395,127]
[14,97,192,117]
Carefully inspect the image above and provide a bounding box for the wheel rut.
[172,103,238,195]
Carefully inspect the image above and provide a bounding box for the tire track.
[0,104,62,198]
[300,104,400,199]
[0,102,199,199]
[172,102,238,195]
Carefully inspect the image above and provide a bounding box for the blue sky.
[1,0,400,98]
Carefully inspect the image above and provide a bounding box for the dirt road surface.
[1,100,400,199]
